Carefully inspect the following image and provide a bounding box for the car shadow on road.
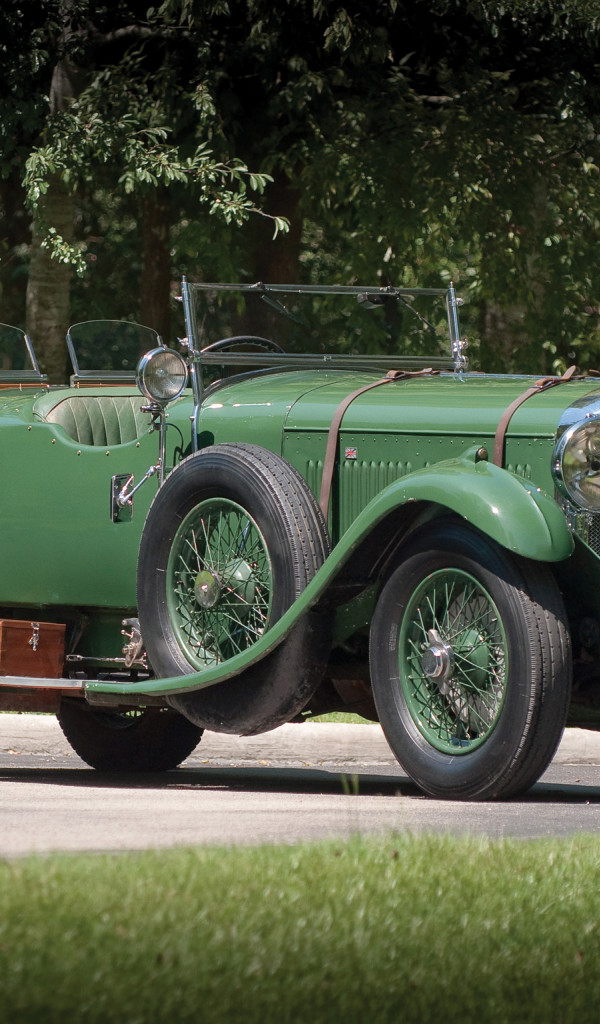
[2,756,600,802]
[0,758,416,795]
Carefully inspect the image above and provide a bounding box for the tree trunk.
[250,174,303,284]
[477,300,528,374]
[236,173,303,341]
[25,4,81,382]
[25,179,75,382]
[477,177,552,375]
[139,188,172,341]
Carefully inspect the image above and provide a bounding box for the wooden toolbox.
[0,619,66,678]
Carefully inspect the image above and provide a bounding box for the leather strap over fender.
[319,368,438,520]
[493,365,579,468]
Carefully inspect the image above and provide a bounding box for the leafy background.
[1,0,599,378]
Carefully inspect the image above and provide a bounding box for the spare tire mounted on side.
[137,443,331,735]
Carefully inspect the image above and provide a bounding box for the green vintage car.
[2,280,600,800]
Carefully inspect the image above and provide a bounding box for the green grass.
[308,711,372,724]
[2,833,600,1023]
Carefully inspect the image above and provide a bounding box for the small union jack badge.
[344,447,357,460]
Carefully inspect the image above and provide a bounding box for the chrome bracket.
[28,622,40,652]
[452,336,469,375]
[121,618,148,670]
[65,619,147,672]
[446,283,468,374]
[111,462,161,522]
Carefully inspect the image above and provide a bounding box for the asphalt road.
[2,716,600,856]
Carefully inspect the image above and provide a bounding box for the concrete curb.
[1,715,600,766]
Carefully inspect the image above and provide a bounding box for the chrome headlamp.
[136,347,188,405]
[553,413,600,512]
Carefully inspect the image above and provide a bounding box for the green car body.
[2,283,600,798]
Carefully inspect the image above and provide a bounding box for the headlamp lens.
[554,416,600,511]
[137,348,187,404]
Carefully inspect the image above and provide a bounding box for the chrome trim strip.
[0,677,85,690]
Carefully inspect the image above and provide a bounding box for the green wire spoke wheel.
[167,499,273,670]
[138,443,330,735]
[399,568,507,754]
[370,520,571,800]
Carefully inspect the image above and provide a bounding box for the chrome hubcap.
[194,570,221,608]
[421,628,454,691]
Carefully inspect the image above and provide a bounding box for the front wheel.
[369,521,571,800]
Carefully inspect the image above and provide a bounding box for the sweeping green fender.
[86,452,572,699]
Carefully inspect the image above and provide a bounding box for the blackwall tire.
[369,521,571,800]
[57,700,202,772]
[137,443,331,734]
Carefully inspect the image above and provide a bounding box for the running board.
[0,676,85,691]
[0,676,86,713]
[0,675,165,710]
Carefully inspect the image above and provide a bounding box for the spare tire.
[137,443,331,734]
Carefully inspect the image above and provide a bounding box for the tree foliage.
[148,0,600,371]
[1,0,599,375]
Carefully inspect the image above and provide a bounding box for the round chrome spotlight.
[136,347,188,404]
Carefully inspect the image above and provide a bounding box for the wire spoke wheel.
[401,569,507,753]
[137,443,331,734]
[369,521,571,800]
[167,499,273,669]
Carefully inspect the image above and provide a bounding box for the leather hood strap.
[319,368,437,520]
[493,365,578,468]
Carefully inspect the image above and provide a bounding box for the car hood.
[200,369,600,441]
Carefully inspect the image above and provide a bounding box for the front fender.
[363,454,573,563]
[87,452,572,699]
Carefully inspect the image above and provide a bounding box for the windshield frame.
[67,320,162,385]
[0,323,46,385]
[179,277,466,454]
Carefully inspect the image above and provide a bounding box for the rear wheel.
[369,521,571,800]
[57,700,202,771]
[137,443,331,734]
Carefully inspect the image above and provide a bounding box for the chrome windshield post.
[446,283,468,374]
[181,276,203,453]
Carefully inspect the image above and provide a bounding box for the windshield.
[67,321,161,381]
[183,281,461,367]
[0,324,43,381]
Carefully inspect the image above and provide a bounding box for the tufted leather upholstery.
[43,395,151,446]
